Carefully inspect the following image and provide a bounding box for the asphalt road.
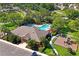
[0,39,32,56]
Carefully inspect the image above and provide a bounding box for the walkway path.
[18,42,28,48]
[49,35,59,56]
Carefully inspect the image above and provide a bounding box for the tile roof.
[11,26,48,42]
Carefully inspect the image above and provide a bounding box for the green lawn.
[38,42,79,56]
[76,48,79,56]
[44,48,54,56]
[54,44,79,56]
[39,47,54,56]
[39,44,74,56]
[54,44,73,56]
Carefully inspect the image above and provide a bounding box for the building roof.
[11,26,48,42]
[0,39,48,56]
[34,27,48,39]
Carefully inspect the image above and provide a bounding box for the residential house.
[11,26,48,43]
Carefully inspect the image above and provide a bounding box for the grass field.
[54,44,73,56]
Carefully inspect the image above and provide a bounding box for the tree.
[1,25,10,33]
[64,9,79,19]
[67,48,76,55]
[51,16,66,31]
[40,37,48,47]
[39,4,55,11]
[6,33,21,44]
[43,16,53,23]
[68,19,79,31]
[27,39,39,51]
[1,25,21,44]
[40,37,51,52]
[33,17,41,24]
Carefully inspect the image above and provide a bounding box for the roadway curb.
[0,39,48,56]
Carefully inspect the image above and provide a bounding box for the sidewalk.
[18,42,28,48]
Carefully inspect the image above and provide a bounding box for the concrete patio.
[18,42,28,48]
[54,36,78,51]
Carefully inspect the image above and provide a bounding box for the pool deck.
[27,24,51,31]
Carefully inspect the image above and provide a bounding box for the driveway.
[18,42,28,48]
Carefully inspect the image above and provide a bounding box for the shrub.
[67,48,76,55]
[27,39,39,51]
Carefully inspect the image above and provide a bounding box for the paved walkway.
[54,37,78,51]
[49,35,59,56]
[18,42,28,48]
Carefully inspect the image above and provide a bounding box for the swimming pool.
[27,24,51,31]
[37,24,51,31]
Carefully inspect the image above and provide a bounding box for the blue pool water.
[38,24,50,31]
[27,24,51,31]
